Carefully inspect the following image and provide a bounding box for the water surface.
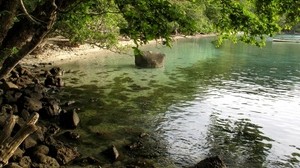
[59,37,300,167]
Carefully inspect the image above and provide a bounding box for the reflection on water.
[59,37,300,167]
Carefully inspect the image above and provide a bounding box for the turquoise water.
[59,37,300,167]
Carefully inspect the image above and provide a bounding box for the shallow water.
[59,37,300,167]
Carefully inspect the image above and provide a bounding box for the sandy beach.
[21,34,213,65]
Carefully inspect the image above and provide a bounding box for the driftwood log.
[0,112,39,167]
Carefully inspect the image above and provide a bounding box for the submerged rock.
[193,156,227,168]
[102,145,120,162]
[134,51,165,68]
[59,110,80,129]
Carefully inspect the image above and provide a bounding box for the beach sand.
[21,34,212,65]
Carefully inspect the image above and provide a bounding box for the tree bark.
[0,0,20,45]
[0,0,57,80]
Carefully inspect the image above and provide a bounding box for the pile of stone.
[0,65,81,168]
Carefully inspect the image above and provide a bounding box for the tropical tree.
[0,0,299,80]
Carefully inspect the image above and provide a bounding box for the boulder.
[35,153,60,167]
[193,156,226,168]
[49,67,64,76]
[44,76,64,87]
[19,156,32,168]
[59,110,80,129]
[55,145,80,165]
[134,51,165,68]
[20,96,43,112]
[4,90,22,104]
[33,145,50,156]
[40,98,61,118]
[102,145,119,162]
[2,81,19,90]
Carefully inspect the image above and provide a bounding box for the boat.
[273,37,300,43]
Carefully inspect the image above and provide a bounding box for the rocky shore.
[0,34,226,168]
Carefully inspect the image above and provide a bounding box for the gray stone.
[134,51,165,68]
[22,136,37,149]
[59,110,80,129]
[21,96,43,112]
[193,156,227,168]
[2,81,19,90]
[33,145,50,155]
[35,153,60,167]
[55,145,80,165]
[19,156,32,168]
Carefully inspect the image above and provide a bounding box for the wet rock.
[46,124,60,136]
[0,97,3,106]
[20,96,43,112]
[103,145,119,162]
[4,90,22,103]
[44,76,64,87]
[22,136,37,150]
[134,51,165,68]
[31,125,47,142]
[22,84,45,100]
[35,153,60,167]
[75,156,101,166]
[11,148,24,162]
[193,156,227,168]
[59,110,80,129]
[2,81,19,90]
[55,145,80,165]
[3,163,22,168]
[20,110,31,121]
[19,156,32,168]
[49,67,64,76]
[0,88,4,96]
[33,145,50,155]
[40,98,61,118]
[65,100,76,106]
[62,131,80,140]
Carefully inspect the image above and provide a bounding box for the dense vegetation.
[0,0,299,79]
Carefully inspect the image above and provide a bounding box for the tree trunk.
[0,0,20,45]
[0,0,57,80]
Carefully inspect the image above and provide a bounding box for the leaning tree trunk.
[0,0,81,80]
[0,0,20,46]
[0,113,39,167]
[0,0,57,80]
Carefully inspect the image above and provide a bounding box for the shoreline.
[21,34,214,66]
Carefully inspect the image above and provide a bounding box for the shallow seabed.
[58,37,300,168]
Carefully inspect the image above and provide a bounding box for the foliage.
[115,0,196,47]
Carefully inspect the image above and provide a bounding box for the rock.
[40,98,61,118]
[193,156,227,168]
[102,145,119,162]
[134,51,165,68]
[4,90,22,103]
[22,136,37,150]
[59,110,80,129]
[75,156,101,166]
[3,163,22,168]
[62,131,80,140]
[20,96,43,112]
[33,145,50,155]
[49,67,64,76]
[45,76,64,87]
[55,145,80,165]
[0,88,4,96]
[19,156,32,168]
[11,148,24,162]
[35,153,60,167]
[22,84,45,100]
[2,81,19,90]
